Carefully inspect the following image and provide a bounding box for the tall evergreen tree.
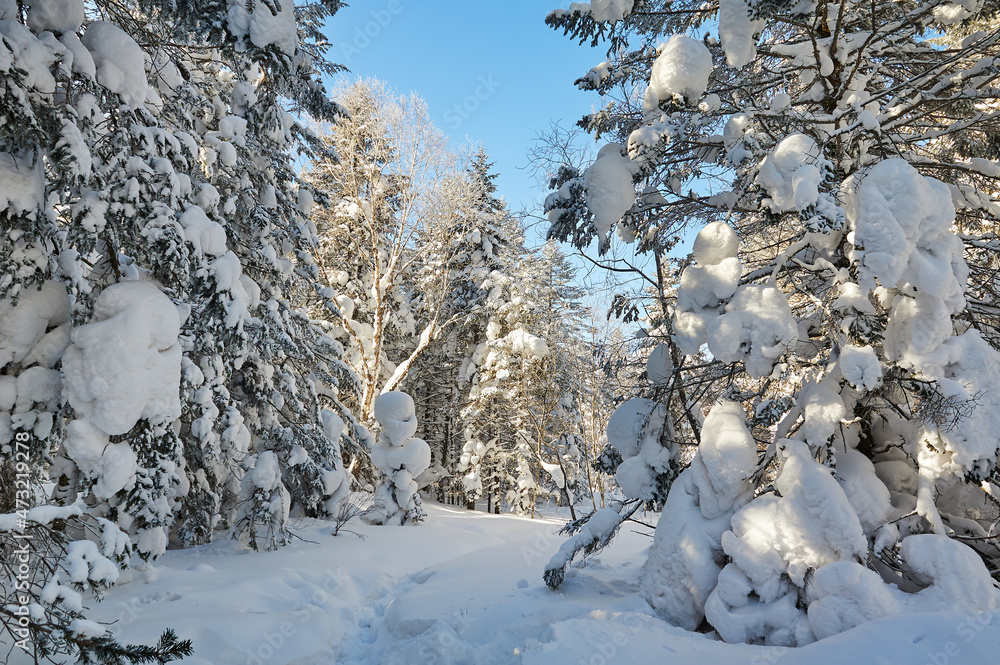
[458,240,590,516]
[406,148,519,502]
[0,0,357,657]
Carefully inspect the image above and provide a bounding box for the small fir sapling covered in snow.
[368,391,431,525]
[233,450,291,550]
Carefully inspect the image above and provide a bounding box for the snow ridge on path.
[33,503,1000,665]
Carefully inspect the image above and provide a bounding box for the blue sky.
[322,1,606,237]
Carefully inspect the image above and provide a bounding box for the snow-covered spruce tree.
[457,241,590,516]
[0,0,356,658]
[136,0,361,548]
[367,391,431,525]
[459,330,551,514]
[544,0,1000,645]
[511,242,590,518]
[406,148,520,502]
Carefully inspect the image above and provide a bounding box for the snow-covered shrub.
[367,392,431,525]
[232,451,291,550]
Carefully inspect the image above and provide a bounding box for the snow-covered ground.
[12,502,1000,664]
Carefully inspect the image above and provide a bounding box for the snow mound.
[929,331,1000,474]
[62,418,140,499]
[507,328,548,359]
[644,401,757,629]
[179,206,228,257]
[63,281,182,434]
[0,150,44,215]
[899,534,1000,613]
[81,21,149,109]
[808,534,1000,640]
[0,281,70,370]
[718,0,765,67]
[807,561,900,639]
[374,391,418,446]
[692,220,739,265]
[0,20,57,93]
[839,344,881,391]
[644,469,730,629]
[835,447,894,538]
[845,158,965,306]
[645,343,673,384]
[605,397,674,501]
[730,440,867,595]
[690,401,757,518]
[649,34,712,103]
[706,440,869,645]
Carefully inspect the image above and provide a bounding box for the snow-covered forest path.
[62,503,1000,665]
[332,507,653,664]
